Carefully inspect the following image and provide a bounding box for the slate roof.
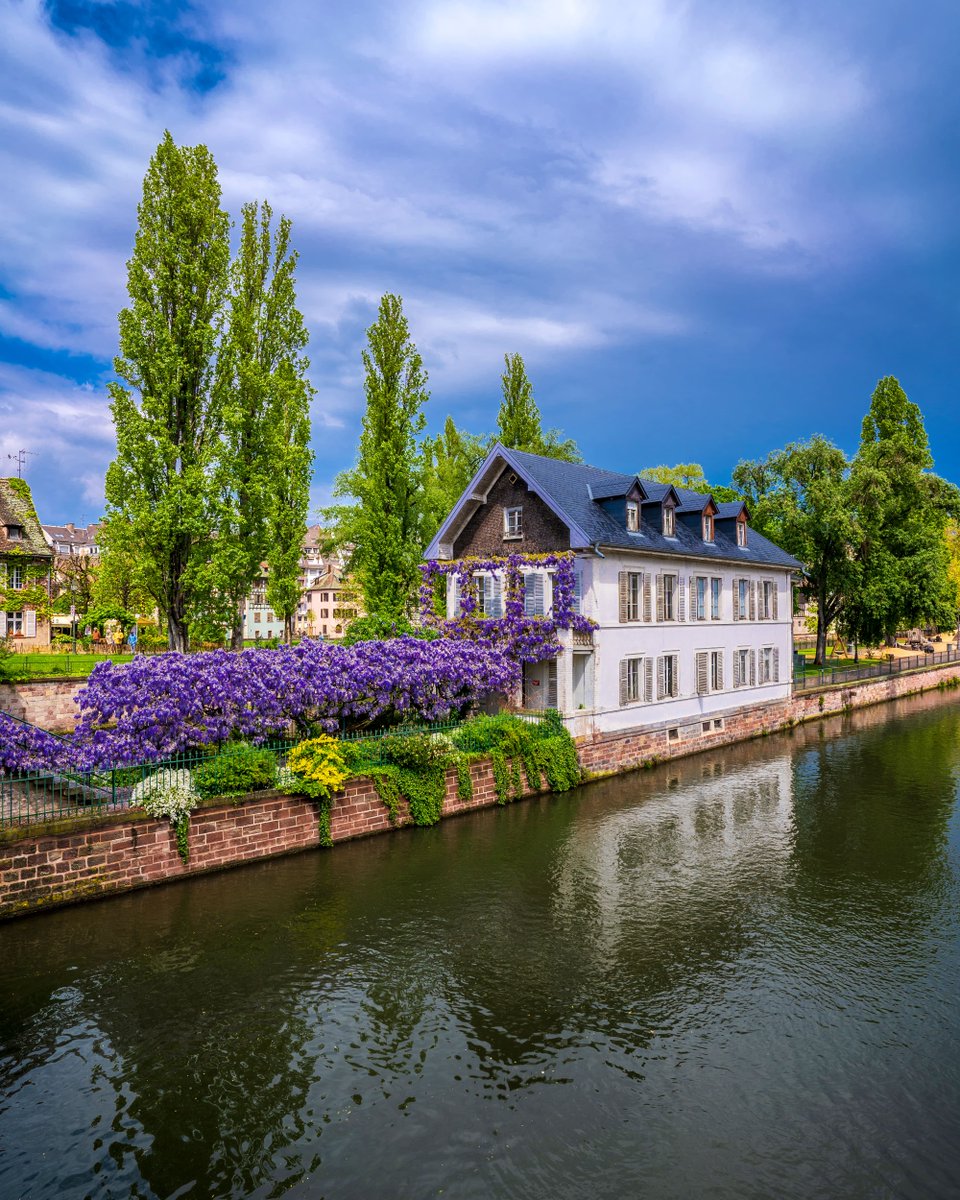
[482,448,802,571]
[42,521,101,553]
[0,479,52,558]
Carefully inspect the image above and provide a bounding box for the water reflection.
[1,692,959,1199]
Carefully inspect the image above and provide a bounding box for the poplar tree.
[496,353,581,462]
[105,132,230,652]
[328,294,429,618]
[422,415,485,543]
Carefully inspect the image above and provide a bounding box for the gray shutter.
[618,572,628,623]
[772,582,779,621]
[749,581,757,622]
[642,573,652,622]
[0,611,6,637]
[24,610,36,638]
[657,655,666,699]
[716,652,724,692]
[619,658,629,705]
[656,574,664,622]
[749,649,756,687]
[547,660,558,709]
[696,650,708,695]
[733,650,741,688]
[644,657,654,702]
[733,581,740,621]
[773,647,780,683]
[689,576,697,620]
[524,573,544,616]
[572,571,582,616]
[677,576,686,622]
[491,575,503,618]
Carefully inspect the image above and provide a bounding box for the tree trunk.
[167,615,189,653]
[230,600,244,652]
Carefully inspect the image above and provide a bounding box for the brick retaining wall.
[2,659,959,921]
[0,758,540,920]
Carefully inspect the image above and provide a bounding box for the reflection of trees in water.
[790,703,958,917]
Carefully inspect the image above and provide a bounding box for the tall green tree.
[497,353,581,462]
[846,377,959,644]
[207,200,314,647]
[104,131,231,652]
[327,294,429,619]
[638,463,740,501]
[422,415,486,543]
[733,436,857,666]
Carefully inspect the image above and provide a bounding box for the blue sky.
[2,0,958,522]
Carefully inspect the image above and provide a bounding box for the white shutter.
[24,610,36,638]
[773,647,780,683]
[618,572,628,623]
[677,576,686,622]
[619,658,629,705]
[490,575,503,618]
[452,577,461,617]
[696,650,708,695]
[642,573,652,622]
[524,573,544,616]
[656,574,664,622]
[644,657,654,702]
[749,649,757,687]
[0,611,6,637]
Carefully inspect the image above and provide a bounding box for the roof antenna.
[6,449,36,478]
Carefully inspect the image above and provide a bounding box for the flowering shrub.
[277,735,348,847]
[419,552,595,665]
[129,769,199,863]
[281,735,348,801]
[0,712,67,774]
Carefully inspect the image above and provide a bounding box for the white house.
[424,444,802,741]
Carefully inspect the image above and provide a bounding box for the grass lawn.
[797,649,885,672]
[3,653,134,679]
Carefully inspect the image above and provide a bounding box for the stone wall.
[0,758,537,919]
[0,677,84,731]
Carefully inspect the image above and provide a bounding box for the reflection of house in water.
[552,755,795,957]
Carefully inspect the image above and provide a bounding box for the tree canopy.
[497,353,581,462]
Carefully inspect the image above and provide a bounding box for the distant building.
[1,478,54,649]
[42,521,101,557]
[240,526,362,641]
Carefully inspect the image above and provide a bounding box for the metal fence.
[793,644,960,692]
[0,714,550,831]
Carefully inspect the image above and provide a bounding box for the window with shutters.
[618,571,645,622]
[523,572,545,616]
[620,656,643,704]
[710,577,722,620]
[760,580,776,620]
[733,647,756,688]
[657,652,679,699]
[476,574,503,618]
[662,503,676,537]
[760,645,779,683]
[734,578,749,620]
[696,649,725,694]
[626,500,640,531]
[694,576,707,621]
[662,573,677,621]
[503,507,523,538]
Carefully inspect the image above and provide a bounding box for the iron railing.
[793,644,960,692]
[0,714,549,831]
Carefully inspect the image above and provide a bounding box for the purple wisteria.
[419,552,595,663]
[0,637,520,775]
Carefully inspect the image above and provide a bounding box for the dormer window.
[703,513,714,542]
[626,500,640,532]
[736,516,747,547]
[662,504,676,537]
[503,506,523,539]
[6,524,23,541]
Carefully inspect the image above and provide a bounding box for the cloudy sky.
[2,0,958,522]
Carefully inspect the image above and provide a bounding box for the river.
[2,691,960,1199]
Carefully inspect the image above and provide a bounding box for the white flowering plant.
[129,769,199,863]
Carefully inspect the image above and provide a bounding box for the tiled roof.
[490,448,802,570]
[0,479,53,557]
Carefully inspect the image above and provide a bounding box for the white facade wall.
[568,552,794,735]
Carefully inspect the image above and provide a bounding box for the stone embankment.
[2,658,959,920]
